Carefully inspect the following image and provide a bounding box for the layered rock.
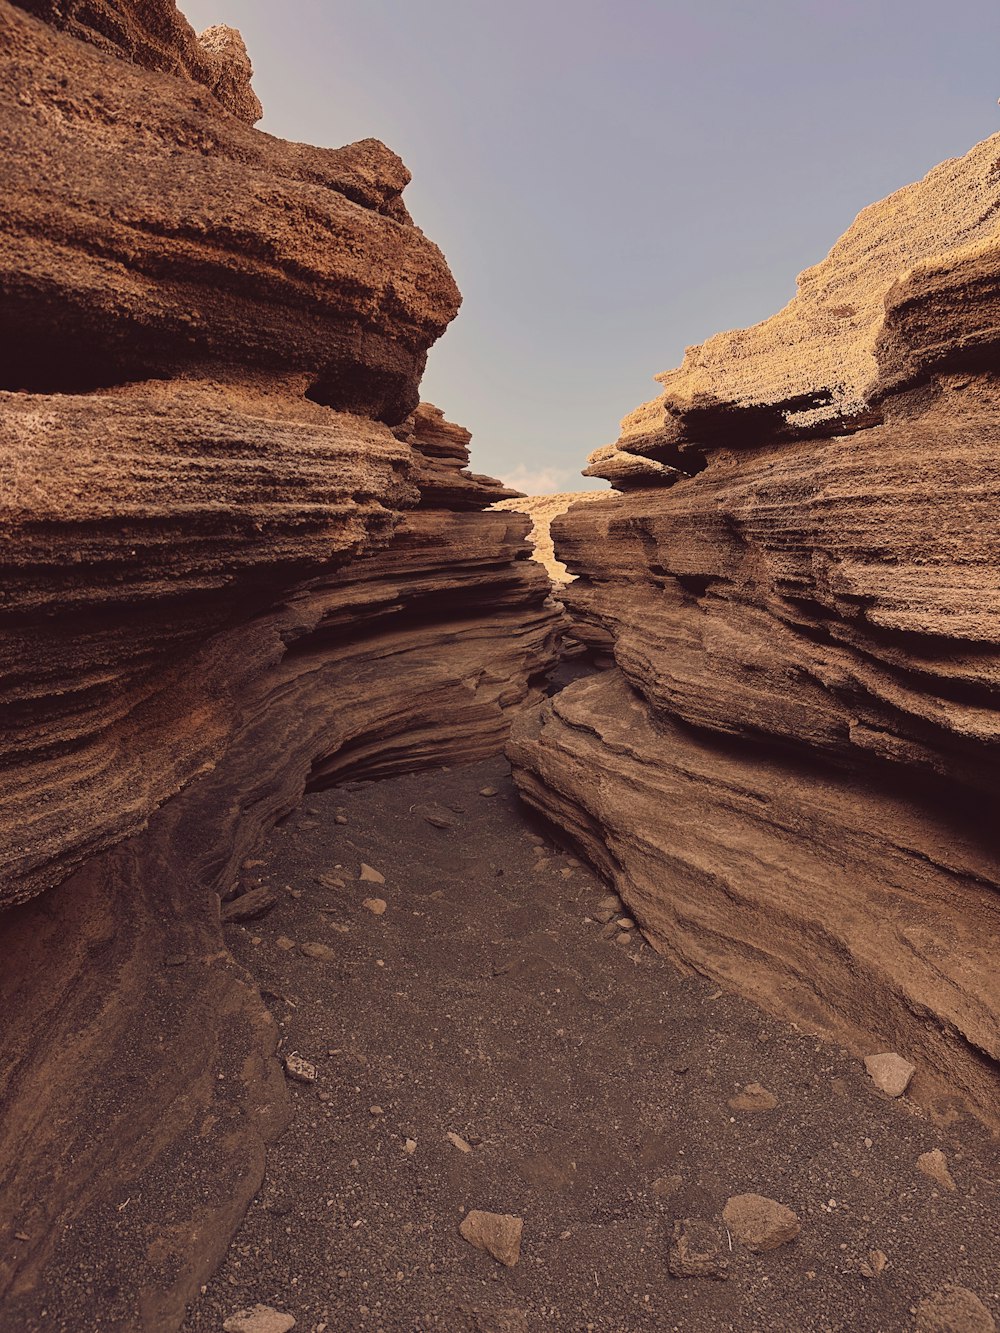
[510,135,1000,1128]
[494,490,615,583]
[0,3,558,1327]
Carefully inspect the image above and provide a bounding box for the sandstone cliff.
[494,491,615,583]
[0,4,559,1327]
[510,136,1000,1130]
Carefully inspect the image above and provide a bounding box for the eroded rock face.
[494,491,616,583]
[510,133,1000,1129]
[0,4,558,1326]
[11,0,263,121]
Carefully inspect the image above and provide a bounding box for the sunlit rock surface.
[511,135,1000,1130]
[0,4,558,1326]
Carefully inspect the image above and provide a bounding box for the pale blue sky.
[182,0,1000,491]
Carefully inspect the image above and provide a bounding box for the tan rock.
[459,1210,523,1268]
[722,1194,800,1252]
[668,1218,729,1279]
[865,1053,916,1098]
[447,1131,474,1154]
[223,1307,296,1333]
[915,1286,996,1333]
[917,1149,958,1193]
[728,1083,779,1112]
[362,898,387,916]
[283,1054,316,1085]
[299,942,336,961]
[359,864,386,885]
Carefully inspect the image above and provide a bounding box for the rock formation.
[0,3,558,1327]
[510,134,1000,1130]
[494,491,615,583]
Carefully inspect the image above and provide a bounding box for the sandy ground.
[181,755,999,1333]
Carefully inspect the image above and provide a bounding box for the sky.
[182,0,1000,493]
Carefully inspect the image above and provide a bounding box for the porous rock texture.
[510,133,1000,1130]
[494,490,615,583]
[0,4,558,1329]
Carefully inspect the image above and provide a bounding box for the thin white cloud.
[501,464,571,496]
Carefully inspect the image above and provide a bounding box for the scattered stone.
[276,936,296,951]
[526,834,545,847]
[864,1052,916,1097]
[447,1131,474,1154]
[914,1286,996,1333]
[918,1149,958,1193]
[459,1210,523,1268]
[722,1194,800,1252]
[404,1138,418,1155]
[283,1054,316,1084]
[596,893,622,914]
[369,1105,383,1116]
[599,922,618,941]
[614,931,632,947]
[299,941,336,961]
[560,867,573,879]
[860,1249,889,1279]
[668,1218,729,1279]
[728,1082,779,1112]
[223,1306,296,1333]
[164,954,188,967]
[479,786,499,797]
[419,804,455,829]
[315,874,346,890]
[334,814,348,826]
[616,916,636,929]
[652,1174,683,1200]
[362,898,387,916]
[221,885,280,922]
[359,863,385,884]
[296,820,319,831]
[533,860,551,875]
[593,908,616,924]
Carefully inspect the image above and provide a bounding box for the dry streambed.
[184,758,998,1333]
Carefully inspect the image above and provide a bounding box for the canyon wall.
[0,4,558,1327]
[510,135,1000,1129]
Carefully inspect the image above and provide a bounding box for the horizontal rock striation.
[511,135,1000,1128]
[0,3,558,1327]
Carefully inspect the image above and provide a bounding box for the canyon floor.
[180,740,998,1333]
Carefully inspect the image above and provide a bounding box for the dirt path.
[182,757,998,1333]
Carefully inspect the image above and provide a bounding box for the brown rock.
[283,1054,316,1085]
[299,942,336,962]
[914,1286,996,1333]
[668,1218,729,1279]
[722,1194,800,1252]
[459,1210,523,1268]
[917,1149,958,1193]
[865,1053,916,1098]
[223,1307,296,1333]
[360,864,386,885]
[221,886,279,923]
[362,898,387,916]
[728,1083,779,1112]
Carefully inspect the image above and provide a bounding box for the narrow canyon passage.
[177,752,998,1333]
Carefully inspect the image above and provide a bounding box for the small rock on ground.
[459,1210,523,1268]
[222,1306,296,1333]
[359,863,385,884]
[722,1193,800,1252]
[728,1082,779,1112]
[283,1054,316,1084]
[918,1149,958,1193]
[915,1285,997,1333]
[221,886,279,923]
[299,942,336,961]
[865,1052,916,1097]
[362,897,387,915]
[668,1218,729,1279]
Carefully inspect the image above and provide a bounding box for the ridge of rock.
[510,132,1000,1131]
